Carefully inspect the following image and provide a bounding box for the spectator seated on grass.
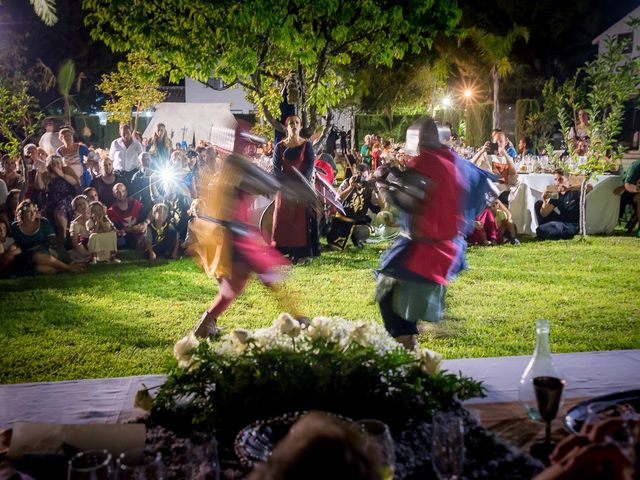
[147,203,179,260]
[327,163,381,250]
[614,158,640,235]
[162,182,192,244]
[90,155,123,208]
[107,182,155,261]
[468,197,519,246]
[535,169,591,241]
[35,154,79,244]
[182,198,205,257]
[68,195,92,264]
[83,186,99,203]
[11,199,84,274]
[0,189,21,230]
[129,152,154,217]
[86,200,119,264]
[1,154,23,191]
[0,220,20,275]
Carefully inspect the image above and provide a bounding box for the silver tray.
[564,389,640,434]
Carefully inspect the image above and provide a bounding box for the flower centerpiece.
[151,313,484,439]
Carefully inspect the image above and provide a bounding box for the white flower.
[173,333,200,369]
[275,313,301,338]
[306,316,333,339]
[233,328,252,344]
[418,348,442,375]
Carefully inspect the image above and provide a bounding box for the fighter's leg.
[194,262,251,337]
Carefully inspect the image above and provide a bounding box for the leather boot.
[194,311,219,338]
[395,334,418,350]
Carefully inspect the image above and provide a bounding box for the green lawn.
[1,236,639,384]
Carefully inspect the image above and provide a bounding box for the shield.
[315,172,346,216]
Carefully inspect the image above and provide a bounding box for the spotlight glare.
[464,89,473,98]
[442,96,452,108]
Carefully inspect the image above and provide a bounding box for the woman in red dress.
[271,116,320,264]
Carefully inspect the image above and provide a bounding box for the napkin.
[7,423,145,461]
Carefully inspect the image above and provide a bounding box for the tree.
[57,59,83,126]
[467,26,529,129]
[554,27,640,237]
[29,0,57,25]
[0,17,42,156]
[83,0,462,135]
[97,52,167,130]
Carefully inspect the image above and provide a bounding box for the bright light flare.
[159,167,177,189]
[464,89,473,98]
[442,96,452,108]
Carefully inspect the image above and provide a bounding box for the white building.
[592,6,640,60]
[184,77,256,114]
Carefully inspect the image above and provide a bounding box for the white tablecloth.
[1,351,639,429]
[508,174,623,236]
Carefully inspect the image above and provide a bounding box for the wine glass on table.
[431,412,465,480]
[357,419,396,480]
[115,451,166,480]
[68,450,114,480]
[531,376,564,463]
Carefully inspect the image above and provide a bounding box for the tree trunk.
[492,67,500,129]
[313,106,335,154]
[579,177,588,238]
[133,103,140,131]
[297,62,308,130]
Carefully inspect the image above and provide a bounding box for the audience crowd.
[0,113,636,277]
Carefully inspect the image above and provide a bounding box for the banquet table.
[2,350,639,450]
[508,174,623,236]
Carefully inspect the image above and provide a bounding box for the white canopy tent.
[142,102,237,147]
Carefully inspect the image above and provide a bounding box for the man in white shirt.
[109,123,143,186]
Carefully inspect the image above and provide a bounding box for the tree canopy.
[83,0,462,132]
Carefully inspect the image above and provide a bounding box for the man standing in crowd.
[109,123,143,186]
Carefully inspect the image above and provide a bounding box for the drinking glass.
[357,419,395,480]
[533,376,564,445]
[68,450,114,480]
[116,451,165,480]
[185,437,220,480]
[431,412,465,480]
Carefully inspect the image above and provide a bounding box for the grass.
[1,235,639,384]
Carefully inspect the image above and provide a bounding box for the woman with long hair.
[270,115,320,264]
[35,155,79,243]
[147,123,173,170]
[10,199,84,274]
[56,127,91,189]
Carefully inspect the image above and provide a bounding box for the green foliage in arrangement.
[464,102,493,147]
[153,317,483,436]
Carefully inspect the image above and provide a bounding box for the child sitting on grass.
[147,202,178,260]
[0,221,21,274]
[86,201,119,264]
[182,198,205,257]
[68,195,92,264]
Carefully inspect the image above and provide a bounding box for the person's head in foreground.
[248,412,382,480]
